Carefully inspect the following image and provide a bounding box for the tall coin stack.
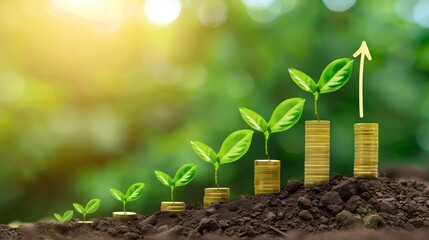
[254,160,280,195]
[305,120,330,187]
[354,123,379,178]
[160,201,185,213]
[203,188,230,208]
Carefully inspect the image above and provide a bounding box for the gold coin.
[255,185,281,188]
[205,191,230,195]
[255,160,280,164]
[112,212,137,220]
[254,166,280,169]
[254,169,280,173]
[205,194,230,199]
[255,189,280,193]
[305,176,329,180]
[256,188,280,192]
[255,183,280,187]
[205,188,230,193]
[255,175,279,178]
[305,172,330,176]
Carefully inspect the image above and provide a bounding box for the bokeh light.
[245,0,282,24]
[323,0,356,12]
[197,0,228,27]
[413,0,429,28]
[242,0,275,9]
[51,0,124,22]
[144,0,182,25]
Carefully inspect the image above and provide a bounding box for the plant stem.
[83,213,86,222]
[214,164,219,188]
[264,132,270,160]
[123,201,126,213]
[314,93,320,121]
[171,187,174,202]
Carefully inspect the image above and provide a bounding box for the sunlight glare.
[51,0,122,22]
[144,0,182,25]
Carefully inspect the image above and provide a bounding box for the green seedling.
[239,98,305,159]
[110,183,145,212]
[53,210,73,222]
[191,129,254,188]
[288,58,354,120]
[155,163,197,202]
[73,199,101,222]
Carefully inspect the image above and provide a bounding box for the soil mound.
[1,175,428,239]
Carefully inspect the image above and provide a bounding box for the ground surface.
[1,175,429,239]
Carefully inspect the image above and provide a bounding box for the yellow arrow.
[353,41,372,118]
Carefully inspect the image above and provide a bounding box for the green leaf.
[268,98,305,133]
[110,188,125,202]
[239,107,268,133]
[218,129,254,164]
[62,210,73,222]
[190,141,217,164]
[288,68,317,93]
[73,203,85,215]
[317,58,354,94]
[54,213,63,221]
[125,183,145,202]
[85,199,101,214]
[155,170,174,187]
[173,163,197,187]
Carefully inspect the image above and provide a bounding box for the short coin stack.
[305,120,330,187]
[354,123,379,178]
[112,212,136,220]
[203,188,230,208]
[254,160,280,195]
[160,201,185,213]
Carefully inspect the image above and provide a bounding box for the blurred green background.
[1,0,429,224]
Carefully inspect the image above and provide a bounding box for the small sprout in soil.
[155,163,197,202]
[73,199,101,222]
[110,182,145,213]
[191,129,254,188]
[288,58,354,120]
[53,210,73,222]
[240,98,305,159]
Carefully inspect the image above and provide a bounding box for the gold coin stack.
[354,123,379,179]
[203,188,230,208]
[112,212,137,221]
[305,120,330,187]
[254,160,280,195]
[160,201,185,213]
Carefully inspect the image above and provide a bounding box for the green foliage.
[73,199,101,221]
[53,210,73,222]
[191,129,254,187]
[217,130,254,164]
[110,183,145,212]
[289,58,354,119]
[240,98,305,159]
[154,164,197,201]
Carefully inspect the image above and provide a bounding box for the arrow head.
[353,41,372,61]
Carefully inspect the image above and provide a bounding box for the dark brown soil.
[1,175,429,239]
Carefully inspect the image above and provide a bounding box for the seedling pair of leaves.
[239,98,305,159]
[191,129,254,187]
[54,210,73,222]
[73,199,101,222]
[288,58,354,120]
[155,163,197,201]
[110,183,145,212]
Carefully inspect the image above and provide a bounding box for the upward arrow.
[353,41,372,118]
